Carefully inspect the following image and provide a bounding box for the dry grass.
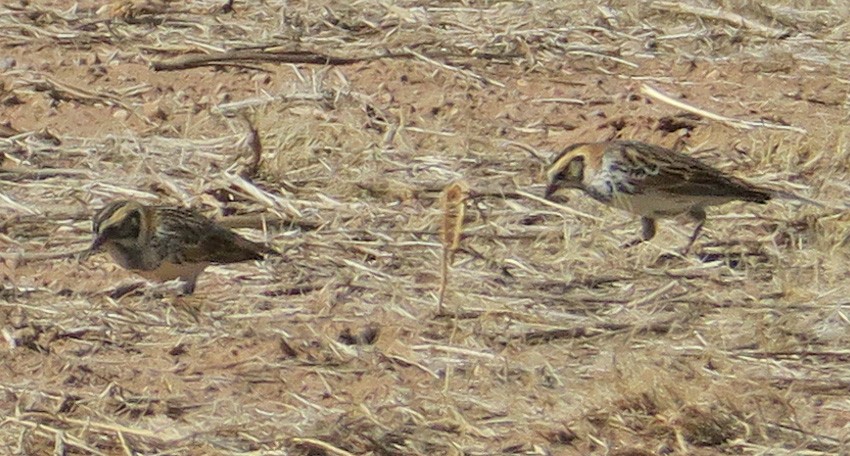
[2,0,850,454]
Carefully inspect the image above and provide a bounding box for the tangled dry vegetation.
[2,0,850,454]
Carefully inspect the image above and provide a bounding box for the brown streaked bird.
[544,140,819,252]
[89,200,273,294]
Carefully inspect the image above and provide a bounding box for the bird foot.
[620,238,646,249]
[107,282,146,299]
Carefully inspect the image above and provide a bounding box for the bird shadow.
[651,240,769,270]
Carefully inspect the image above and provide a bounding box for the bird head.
[544,144,588,200]
[90,200,145,252]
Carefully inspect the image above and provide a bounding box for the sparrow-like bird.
[89,200,273,294]
[544,140,817,252]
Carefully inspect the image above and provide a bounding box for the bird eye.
[126,210,140,229]
[119,211,141,236]
[104,210,142,239]
[565,157,585,180]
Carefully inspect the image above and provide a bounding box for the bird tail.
[768,188,827,208]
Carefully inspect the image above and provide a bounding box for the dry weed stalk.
[225,111,263,178]
[3,0,850,452]
[437,180,468,314]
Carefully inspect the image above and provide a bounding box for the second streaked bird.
[544,140,817,252]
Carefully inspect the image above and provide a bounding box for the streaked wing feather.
[619,141,771,202]
[156,207,267,264]
[188,229,266,264]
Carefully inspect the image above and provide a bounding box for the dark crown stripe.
[549,143,587,166]
[93,201,130,232]
[548,143,589,176]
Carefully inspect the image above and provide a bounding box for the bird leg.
[682,207,707,255]
[641,217,657,241]
[622,217,656,248]
[180,278,197,295]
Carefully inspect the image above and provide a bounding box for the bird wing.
[616,141,771,202]
[155,207,270,264]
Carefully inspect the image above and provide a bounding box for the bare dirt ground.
[2,1,850,454]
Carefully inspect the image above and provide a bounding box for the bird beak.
[88,235,105,253]
[78,236,103,262]
[544,182,558,200]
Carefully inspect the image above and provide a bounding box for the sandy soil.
[2,1,850,455]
